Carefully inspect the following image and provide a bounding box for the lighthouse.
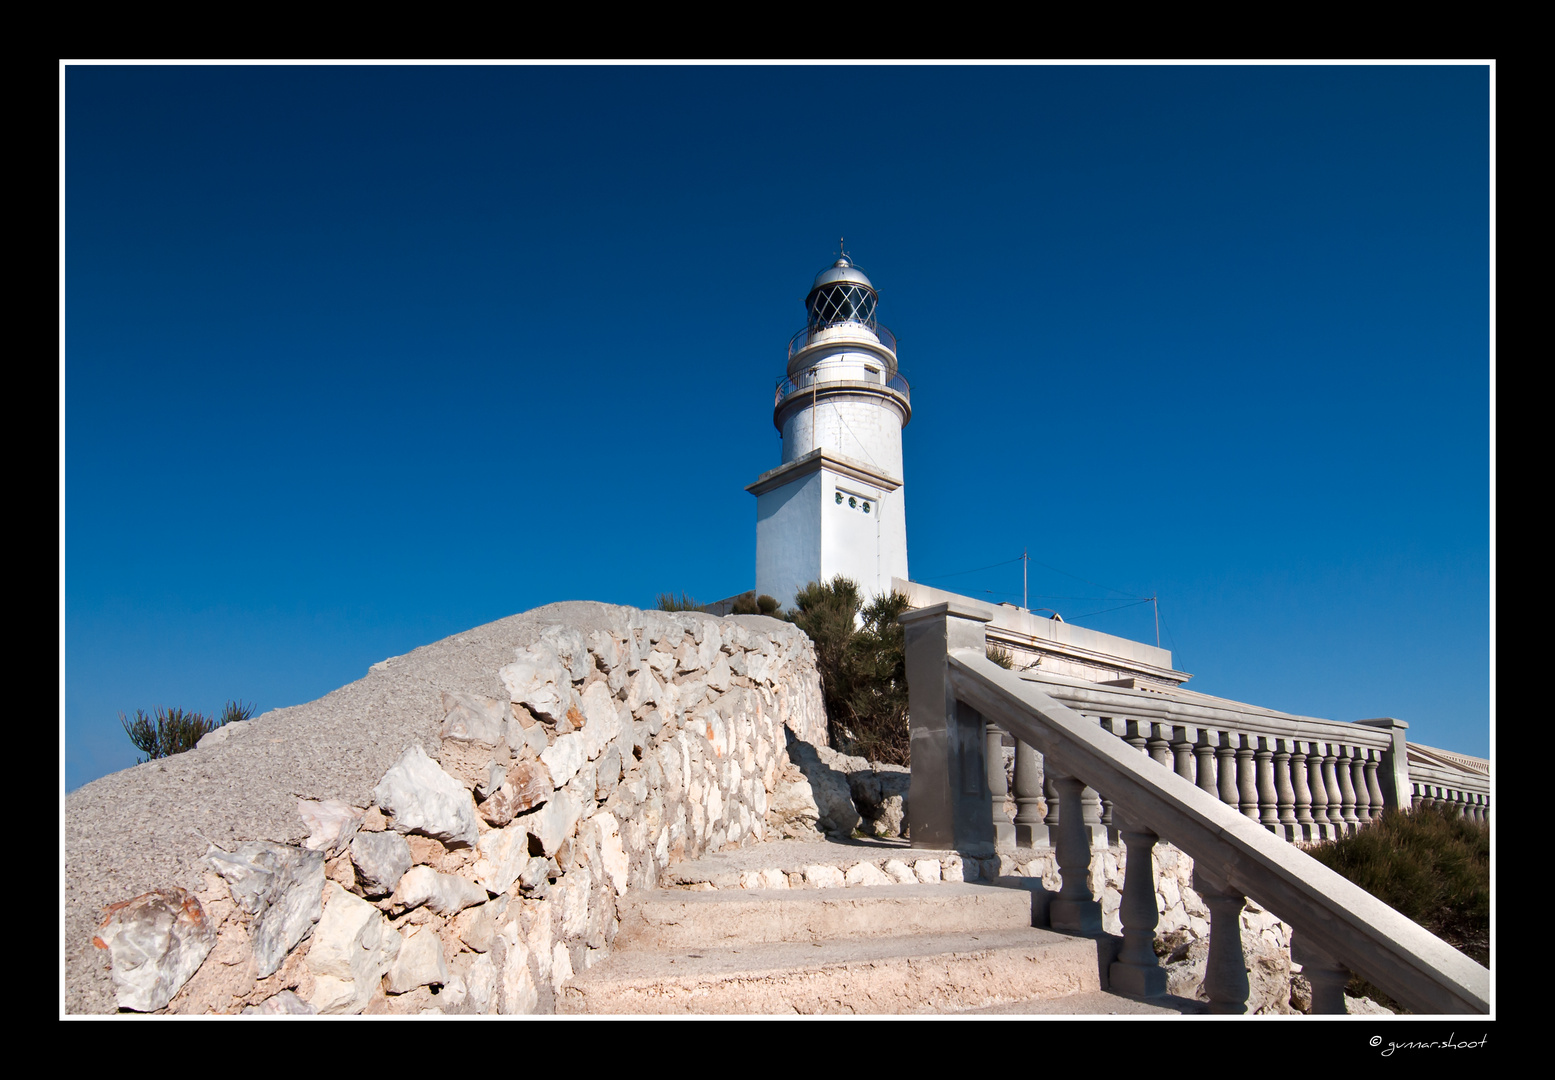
[747,253,911,609]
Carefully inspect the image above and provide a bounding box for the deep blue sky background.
[63,65,1492,790]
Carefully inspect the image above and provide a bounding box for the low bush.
[787,576,912,765]
[1302,804,1489,1009]
[120,700,255,763]
[730,592,781,616]
[655,592,700,612]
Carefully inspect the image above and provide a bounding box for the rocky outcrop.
[66,603,828,1014]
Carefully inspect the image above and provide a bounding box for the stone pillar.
[900,600,996,854]
[1321,746,1344,830]
[986,724,1015,848]
[1013,739,1047,847]
[1194,868,1249,1015]
[1364,751,1385,821]
[1049,775,1102,934]
[1308,742,1331,838]
[1147,724,1171,769]
[1355,717,1410,813]
[1256,738,1278,830]
[1336,745,1359,831]
[1195,736,1218,798]
[1237,738,1259,821]
[1291,741,1315,840]
[1171,728,1195,784]
[1109,829,1167,997]
[1082,785,1106,849]
[1350,751,1371,824]
[1274,740,1296,840]
[1216,737,1239,810]
[1042,775,1060,838]
[1291,933,1349,1015]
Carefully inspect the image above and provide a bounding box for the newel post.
[900,600,997,855]
[1355,717,1410,814]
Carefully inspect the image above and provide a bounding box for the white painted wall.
[819,469,909,599]
[755,470,822,610]
[781,397,906,477]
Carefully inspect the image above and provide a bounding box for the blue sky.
[63,64,1492,790]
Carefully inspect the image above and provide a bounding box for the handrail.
[787,322,898,362]
[1016,670,1397,751]
[774,370,910,404]
[944,648,1489,1013]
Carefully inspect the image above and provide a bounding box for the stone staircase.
[558,839,1201,1015]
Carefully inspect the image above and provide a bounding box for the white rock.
[913,859,942,883]
[803,864,845,889]
[374,743,479,847]
[390,865,487,916]
[542,733,587,788]
[386,924,449,994]
[93,888,217,1013]
[205,841,325,978]
[522,788,584,857]
[304,883,401,1015]
[472,822,533,896]
[466,952,498,1014]
[540,626,591,681]
[883,859,917,884]
[500,649,575,724]
[499,921,539,1014]
[241,989,316,1014]
[942,855,965,883]
[551,941,574,989]
[439,690,511,745]
[297,798,363,854]
[350,831,412,897]
[844,861,892,887]
[591,811,630,897]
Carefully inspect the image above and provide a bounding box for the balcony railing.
[787,322,898,363]
[899,601,1490,1014]
[774,369,910,407]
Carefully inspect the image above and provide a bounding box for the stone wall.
[72,604,828,1014]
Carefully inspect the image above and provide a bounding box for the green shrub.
[1302,804,1489,1009]
[120,701,253,763]
[730,592,783,616]
[656,592,701,612]
[987,644,1016,669]
[787,576,912,765]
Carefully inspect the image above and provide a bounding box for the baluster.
[1308,742,1331,838]
[1216,736,1239,810]
[1291,933,1349,1015]
[1195,735,1218,797]
[1082,785,1105,848]
[1321,744,1345,833]
[1291,741,1315,840]
[1336,745,1359,832]
[1410,782,1422,811]
[1481,795,1490,825]
[1147,724,1171,768]
[1171,727,1195,783]
[1049,775,1102,933]
[1014,739,1046,847]
[1194,870,1250,1015]
[1273,739,1295,840]
[1237,736,1259,820]
[1043,774,1061,838]
[1364,751,1385,820]
[1101,797,1117,848]
[986,723,1014,846]
[1124,719,1147,755]
[1255,737,1278,829]
[1351,750,1371,824]
[1109,828,1167,997]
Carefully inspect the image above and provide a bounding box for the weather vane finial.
[839,236,848,260]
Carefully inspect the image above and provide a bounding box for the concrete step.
[619,883,1039,949]
[558,926,1103,1014]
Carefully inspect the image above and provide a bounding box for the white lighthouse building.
[747,255,911,609]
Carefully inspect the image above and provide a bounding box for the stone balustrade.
[978,670,1488,845]
[901,600,1490,1015]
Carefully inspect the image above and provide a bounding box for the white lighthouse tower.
[747,252,911,609]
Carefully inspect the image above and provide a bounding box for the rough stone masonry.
[65,602,829,1014]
